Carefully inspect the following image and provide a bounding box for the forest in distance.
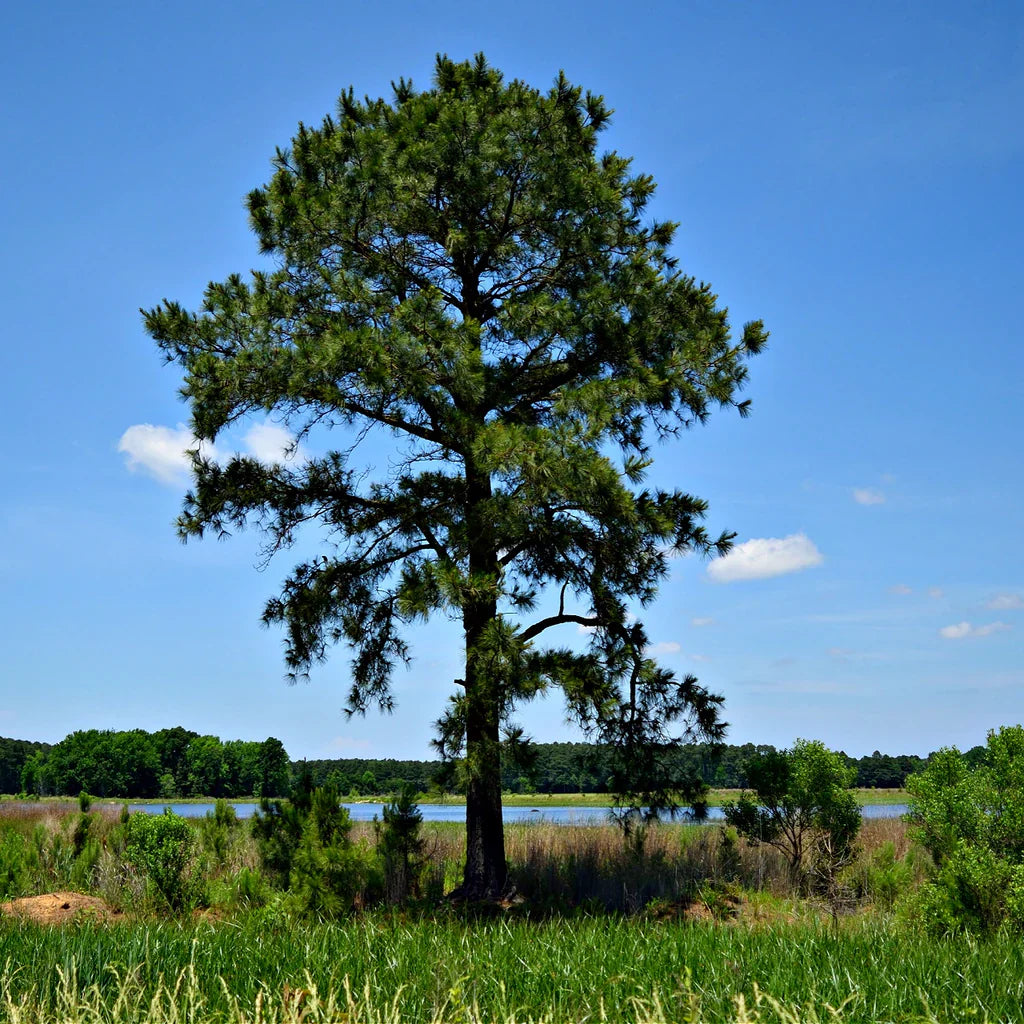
[0,726,983,799]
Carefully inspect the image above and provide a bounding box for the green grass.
[0,913,1021,1022]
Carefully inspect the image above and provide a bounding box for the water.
[123,800,910,823]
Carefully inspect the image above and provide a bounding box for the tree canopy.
[144,54,766,898]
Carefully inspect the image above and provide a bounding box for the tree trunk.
[460,672,508,900]
[450,463,511,902]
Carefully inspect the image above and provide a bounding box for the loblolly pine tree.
[144,54,766,900]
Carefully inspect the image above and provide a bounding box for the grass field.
[0,799,974,1022]
[1,912,1022,1023]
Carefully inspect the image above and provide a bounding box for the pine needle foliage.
[143,53,766,898]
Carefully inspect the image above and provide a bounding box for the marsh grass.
[2,914,1023,1022]
[2,805,919,917]
[2,806,1018,1021]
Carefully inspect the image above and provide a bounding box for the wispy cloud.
[853,487,885,506]
[928,587,944,599]
[646,641,681,656]
[691,617,715,627]
[987,593,1024,611]
[939,621,1011,640]
[707,533,823,583]
[888,584,913,596]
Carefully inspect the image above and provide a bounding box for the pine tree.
[144,54,766,900]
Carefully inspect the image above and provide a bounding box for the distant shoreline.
[1,787,909,808]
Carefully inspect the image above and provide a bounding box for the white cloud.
[120,419,305,485]
[243,422,302,464]
[646,641,681,656]
[928,587,944,599]
[853,487,885,505]
[940,621,1011,640]
[118,424,219,484]
[707,533,823,583]
[576,623,598,635]
[691,617,714,627]
[690,653,711,663]
[888,584,913,596]
[987,593,1024,610]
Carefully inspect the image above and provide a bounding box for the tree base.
[445,880,523,909]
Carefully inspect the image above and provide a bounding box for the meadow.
[0,801,1019,1023]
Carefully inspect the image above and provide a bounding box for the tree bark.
[451,463,510,902]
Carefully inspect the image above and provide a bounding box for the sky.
[1,0,1021,761]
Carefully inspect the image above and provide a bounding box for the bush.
[376,784,424,905]
[287,817,380,919]
[905,725,1024,934]
[199,799,239,870]
[123,810,200,913]
[0,832,29,899]
[253,780,381,917]
[723,739,861,887]
[846,841,920,910]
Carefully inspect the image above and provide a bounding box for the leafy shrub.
[723,739,861,887]
[124,810,200,912]
[905,725,1024,934]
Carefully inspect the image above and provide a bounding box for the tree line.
[298,741,951,796]
[5,728,290,798]
[3,730,986,799]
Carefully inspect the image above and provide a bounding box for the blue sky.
[2,1,1021,760]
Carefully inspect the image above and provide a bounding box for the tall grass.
[1,803,923,915]
[2,913,1023,1022]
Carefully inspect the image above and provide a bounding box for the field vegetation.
[2,729,1022,1021]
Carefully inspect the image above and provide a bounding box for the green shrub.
[0,832,29,899]
[905,724,1024,934]
[70,837,102,890]
[288,817,381,919]
[124,810,200,913]
[199,799,239,870]
[251,793,310,886]
[230,866,270,909]
[847,841,920,910]
[723,739,861,887]
[376,784,424,905]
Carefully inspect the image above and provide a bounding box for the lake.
[124,801,909,824]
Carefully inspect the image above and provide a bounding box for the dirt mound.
[0,891,120,925]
